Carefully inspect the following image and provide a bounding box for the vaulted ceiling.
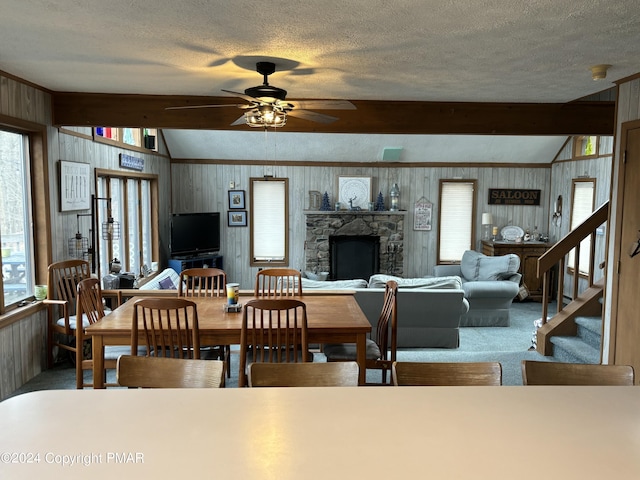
[2,1,636,163]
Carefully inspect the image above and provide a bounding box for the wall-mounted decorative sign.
[228,210,247,227]
[228,190,246,209]
[488,188,541,205]
[119,153,144,171]
[58,160,91,211]
[414,197,433,231]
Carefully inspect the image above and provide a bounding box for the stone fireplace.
[304,211,405,278]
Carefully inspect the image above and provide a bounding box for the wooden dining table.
[87,293,372,387]
[2,386,639,479]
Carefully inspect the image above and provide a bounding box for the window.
[568,178,595,275]
[96,170,158,279]
[250,177,289,266]
[0,129,34,309]
[573,136,599,158]
[94,127,157,151]
[438,180,476,263]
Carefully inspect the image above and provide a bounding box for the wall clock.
[337,176,371,210]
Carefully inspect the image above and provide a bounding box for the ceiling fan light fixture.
[245,107,287,128]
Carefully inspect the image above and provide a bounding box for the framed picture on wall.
[228,210,247,227]
[337,176,371,210]
[58,160,91,211]
[228,190,245,209]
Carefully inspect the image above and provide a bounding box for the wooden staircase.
[535,202,608,360]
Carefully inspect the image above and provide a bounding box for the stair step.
[550,336,600,364]
[575,316,602,350]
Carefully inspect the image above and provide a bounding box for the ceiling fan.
[166,61,356,128]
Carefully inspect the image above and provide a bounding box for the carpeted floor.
[6,301,551,398]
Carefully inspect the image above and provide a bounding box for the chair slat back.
[521,360,635,385]
[76,277,106,326]
[254,268,303,297]
[392,361,503,386]
[239,299,309,387]
[132,298,200,359]
[179,267,226,298]
[374,280,398,366]
[117,355,224,388]
[248,361,359,387]
[48,259,91,310]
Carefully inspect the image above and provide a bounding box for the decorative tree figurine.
[320,191,332,211]
[375,191,385,211]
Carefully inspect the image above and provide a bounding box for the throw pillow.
[477,253,520,281]
[158,277,175,290]
[460,250,482,281]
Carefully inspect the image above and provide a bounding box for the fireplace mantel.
[304,211,406,277]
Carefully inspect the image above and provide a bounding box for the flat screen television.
[170,212,221,257]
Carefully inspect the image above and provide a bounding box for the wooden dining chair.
[75,278,140,388]
[392,361,503,386]
[178,267,231,376]
[238,298,311,387]
[178,267,226,297]
[521,360,635,385]
[323,280,398,384]
[248,361,359,387]
[131,297,201,359]
[254,268,303,297]
[44,259,92,368]
[116,355,225,388]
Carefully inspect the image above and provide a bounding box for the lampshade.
[482,213,493,225]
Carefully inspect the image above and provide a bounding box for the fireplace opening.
[330,235,380,280]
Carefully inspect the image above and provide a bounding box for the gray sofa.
[433,250,521,327]
[302,275,468,348]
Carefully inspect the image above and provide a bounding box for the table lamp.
[481,213,493,240]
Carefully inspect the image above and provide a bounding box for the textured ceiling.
[1,0,636,162]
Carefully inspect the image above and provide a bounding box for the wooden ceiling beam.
[52,92,615,135]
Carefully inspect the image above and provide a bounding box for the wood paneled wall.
[605,75,640,368]
[171,162,552,289]
[0,72,172,399]
[550,137,614,297]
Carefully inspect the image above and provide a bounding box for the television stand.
[168,253,223,273]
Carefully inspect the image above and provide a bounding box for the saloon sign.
[488,189,541,205]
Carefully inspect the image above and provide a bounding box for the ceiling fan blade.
[221,89,260,104]
[230,114,248,126]
[287,100,356,110]
[287,109,339,124]
[165,103,248,110]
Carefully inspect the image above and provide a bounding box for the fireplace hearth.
[304,211,405,278]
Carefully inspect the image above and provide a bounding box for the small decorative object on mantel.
[414,197,432,231]
[389,183,400,211]
[320,191,332,211]
[309,190,322,210]
[374,192,385,211]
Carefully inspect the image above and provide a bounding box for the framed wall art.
[337,175,371,210]
[228,190,246,209]
[228,210,247,227]
[58,160,91,211]
[414,197,433,231]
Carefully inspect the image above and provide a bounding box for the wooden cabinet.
[481,241,553,301]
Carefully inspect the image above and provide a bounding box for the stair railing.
[536,201,609,326]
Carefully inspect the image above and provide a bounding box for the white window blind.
[251,178,288,264]
[439,181,474,263]
[568,180,595,273]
